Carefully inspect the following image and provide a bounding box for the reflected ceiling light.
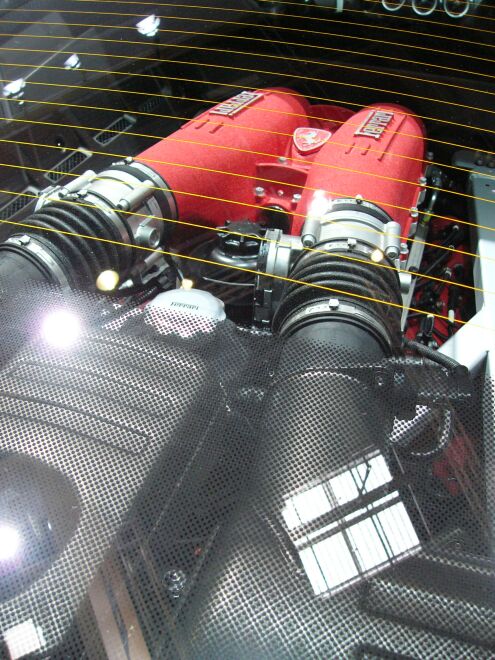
[282,450,421,597]
[444,0,470,17]
[4,620,45,660]
[0,523,22,562]
[180,278,194,291]
[2,78,25,100]
[136,15,161,38]
[64,54,81,70]
[41,310,82,349]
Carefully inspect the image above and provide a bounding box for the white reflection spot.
[136,15,161,37]
[0,523,22,561]
[41,310,81,348]
[283,451,420,596]
[371,248,384,263]
[96,269,120,292]
[4,619,45,659]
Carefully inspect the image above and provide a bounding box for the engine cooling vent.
[45,149,92,183]
[138,97,163,114]
[0,187,38,220]
[94,114,136,145]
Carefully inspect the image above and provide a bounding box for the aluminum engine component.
[0,160,175,290]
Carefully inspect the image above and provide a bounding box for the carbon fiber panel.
[0,286,492,659]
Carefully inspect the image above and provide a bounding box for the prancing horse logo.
[293,127,332,154]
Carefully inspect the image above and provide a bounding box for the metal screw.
[328,298,340,310]
[347,237,357,250]
[400,242,409,255]
[355,194,363,204]
[292,193,302,204]
[19,235,31,246]
[278,156,287,163]
[426,151,434,161]
[137,225,161,248]
[277,189,285,197]
[418,176,427,186]
[410,207,419,218]
[302,236,316,248]
[124,156,134,164]
[163,569,186,599]
[385,246,399,260]
[254,186,265,197]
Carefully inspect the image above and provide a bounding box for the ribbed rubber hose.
[0,201,131,289]
[273,248,402,351]
[403,337,467,376]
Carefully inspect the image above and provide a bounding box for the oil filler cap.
[145,287,226,336]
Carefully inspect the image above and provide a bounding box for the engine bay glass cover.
[0,0,495,656]
[0,286,490,658]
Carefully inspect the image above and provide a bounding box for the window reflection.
[282,451,421,596]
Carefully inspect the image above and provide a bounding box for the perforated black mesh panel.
[45,151,91,183]
[0,286,493,659]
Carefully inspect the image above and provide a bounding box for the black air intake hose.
[0,202,132,290]
[273,244,403,358]
[0,161,176,291]
[0,248,50,289]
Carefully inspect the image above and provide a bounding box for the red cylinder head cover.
[137,88,312,227]
[293,104,426,237]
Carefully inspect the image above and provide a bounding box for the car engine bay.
[0,1,494,658]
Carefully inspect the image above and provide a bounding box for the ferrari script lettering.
[354,110,394,139]
[210,91,264,117]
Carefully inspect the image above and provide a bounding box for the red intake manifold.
[138,88,426,238]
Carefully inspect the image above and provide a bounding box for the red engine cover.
[137,91,426,240]
[137,88,312,227]
[292,104,426,237]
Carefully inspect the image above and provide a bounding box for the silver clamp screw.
[385,246,399,260]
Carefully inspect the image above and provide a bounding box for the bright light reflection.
[371,248,384,263]
[308,190,331,219]
[41,310,81,348]
[0,523,22,562]
[96,269,120,292]
[282,451,420,596]
[136,14,161,37]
